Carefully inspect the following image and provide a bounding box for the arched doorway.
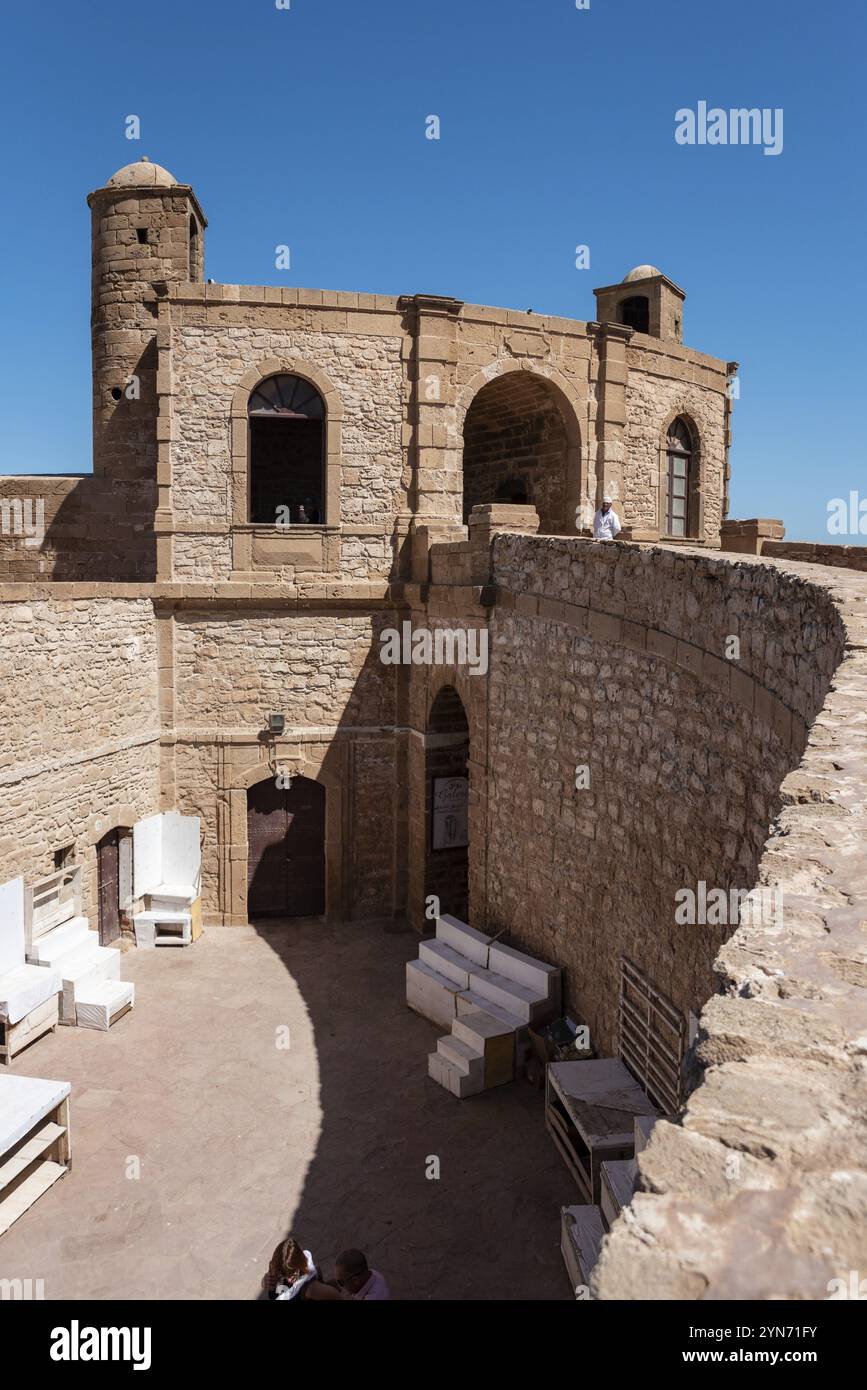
[247,775,326,919]
[425,687,470,921]
[96,825,132,945]
[461,373,572,533]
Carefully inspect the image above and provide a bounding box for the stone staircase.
[406,914,561,1098]
[29,914,133,1028]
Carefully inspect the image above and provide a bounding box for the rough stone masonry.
[0,158,864,1300]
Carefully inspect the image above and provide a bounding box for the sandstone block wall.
[480,537,841,1054]
[170,604,401,921]
[625,345,727,543]
[590,552,867,1300]
[0,589,161,919]
[763,539,867,571]
[168,305,407,582]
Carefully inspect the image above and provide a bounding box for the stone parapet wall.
[763,539,867,571]
[0,475,156,582]
[481,534,865,1300]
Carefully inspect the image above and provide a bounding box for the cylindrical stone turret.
[86,157,207,484]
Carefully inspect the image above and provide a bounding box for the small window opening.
[110,386,123,402]
[618,295,650,334]
[135,227,149,245]
[189,216,198,279]
[54,845,75,870]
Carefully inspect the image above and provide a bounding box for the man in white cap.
[593,494,622,541]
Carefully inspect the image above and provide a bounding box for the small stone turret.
[594,265,685,344]
[87,157,207,484]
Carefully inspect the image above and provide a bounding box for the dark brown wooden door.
[247,776,326,918]
[97,829,120,945]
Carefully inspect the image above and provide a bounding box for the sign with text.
[432,776,468,850]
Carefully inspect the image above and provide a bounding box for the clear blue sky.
[1,0,864,541]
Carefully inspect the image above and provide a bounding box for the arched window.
[248,374,325,525]
[665,418,694,537]
[618,295,650,334]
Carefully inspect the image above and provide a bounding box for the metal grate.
[618,957,686,1115]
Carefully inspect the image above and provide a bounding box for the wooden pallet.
[0,996,59,1067]
[0,1080,71,1236]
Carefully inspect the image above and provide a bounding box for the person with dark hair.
[263,1235,342,1302]
[335,1249,391,1301]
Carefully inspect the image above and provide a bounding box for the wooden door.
[247,777,326,918]
[96,829,120,945]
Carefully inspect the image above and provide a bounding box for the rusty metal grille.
[618,957,686,1115]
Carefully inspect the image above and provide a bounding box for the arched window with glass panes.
[248,374,326,525]
[664,418,694,537]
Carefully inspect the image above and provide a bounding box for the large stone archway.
[458,365,584,534]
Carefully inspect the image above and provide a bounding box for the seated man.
[335,1249,391,1301]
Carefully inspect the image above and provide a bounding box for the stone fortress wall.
[0,160,863,1300]
[0,587,162,918]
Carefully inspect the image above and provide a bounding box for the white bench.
[0,1074,71,1235]
[0,878,61,1066]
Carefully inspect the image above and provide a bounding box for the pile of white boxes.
[0,868,134,1056]
[406,914,561,1098]
[132,812,200,948]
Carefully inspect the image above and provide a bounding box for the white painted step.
[489,940,560,999]
[48,942,121,1023]
[456,989,526,1033]
[435,914,491,967]
[133,911,191,947]
[406,958,464,1028]
[467,966,548,1024]
[453,1009,513,1049]
[134,911,191,925]
[75,980,135,1031]
[436,1033,485,1081]
[427,1050,484,1098]
[29,916,91,963]
[419,939,475,989]
[148,883,196,905]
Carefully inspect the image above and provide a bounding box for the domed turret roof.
[105,157,178,188]
[623,264,662,283]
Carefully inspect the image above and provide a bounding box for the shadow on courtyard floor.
[250,914,571,1301]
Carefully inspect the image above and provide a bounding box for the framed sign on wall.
[431,775,469,850]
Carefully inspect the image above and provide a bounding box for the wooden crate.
[546,1059,659,1203]
[0,1076,71,1237]
[0,995,59,1067]
[25,866,82,954]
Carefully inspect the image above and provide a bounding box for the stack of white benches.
[25,866,133,1031]
[406,914,561,1098]
[0,877,62,1064]
[132,812,201,948]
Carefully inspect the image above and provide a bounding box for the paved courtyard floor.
[0,920,572,1300]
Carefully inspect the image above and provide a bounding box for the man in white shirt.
[593,494,622,541]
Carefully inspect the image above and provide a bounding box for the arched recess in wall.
[229,359,344,531]
[658,408,703,540]
[457,365,583,534]
[425,685,470,922]
[227,756,343,925]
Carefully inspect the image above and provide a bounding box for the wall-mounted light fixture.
[267,713,286,737]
